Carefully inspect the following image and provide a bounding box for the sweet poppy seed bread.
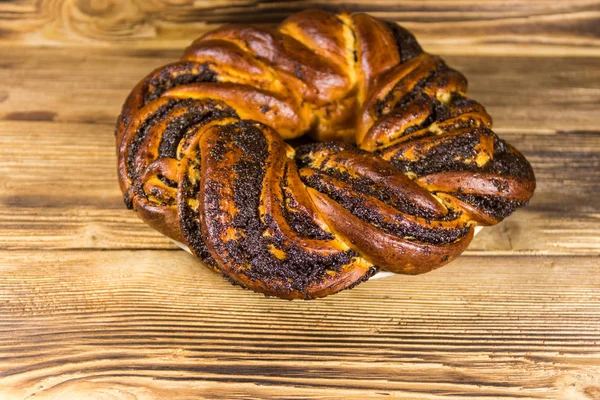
[116,9,536,299]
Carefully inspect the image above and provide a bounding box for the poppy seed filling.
[116,10,536,299]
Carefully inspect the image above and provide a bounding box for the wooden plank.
[0,119,176,250]
[0,2,597,399]
[0,119,599,254]
[0,251,599,399]
[1,48,599,132]
[0,1,598,56]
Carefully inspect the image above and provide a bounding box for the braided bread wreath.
[116,9,536,299]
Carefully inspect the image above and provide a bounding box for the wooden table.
[1,1,599,398]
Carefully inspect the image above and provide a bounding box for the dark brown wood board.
[0,1,599,398]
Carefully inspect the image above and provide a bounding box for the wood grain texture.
[1,1,599,398]
[1,251,600,399]
[0,0,599,56]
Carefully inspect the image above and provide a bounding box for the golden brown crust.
[116,9,536,299]
[307,188,475,275]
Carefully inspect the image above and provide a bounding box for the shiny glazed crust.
[116,9,536,299]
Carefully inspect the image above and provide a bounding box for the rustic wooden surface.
[0,1,599,399]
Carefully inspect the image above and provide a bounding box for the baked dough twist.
[117,9,535,299]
